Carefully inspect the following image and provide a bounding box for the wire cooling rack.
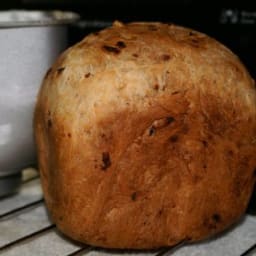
[0,168,256,256]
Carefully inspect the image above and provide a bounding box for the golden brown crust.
[34,21,256,249]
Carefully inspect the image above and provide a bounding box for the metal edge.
[0,10,80,28]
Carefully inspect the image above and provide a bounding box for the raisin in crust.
[34,21,256,249]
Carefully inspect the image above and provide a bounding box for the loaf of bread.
[34,21,256,249]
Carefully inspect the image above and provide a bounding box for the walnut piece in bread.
[34,21,256,249]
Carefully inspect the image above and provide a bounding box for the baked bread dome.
[34,21,256,249]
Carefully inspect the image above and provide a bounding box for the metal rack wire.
[0,169,255,256]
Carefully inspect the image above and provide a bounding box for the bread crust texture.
[34,21,256,249]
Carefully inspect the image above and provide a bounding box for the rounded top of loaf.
[39,21,255,121]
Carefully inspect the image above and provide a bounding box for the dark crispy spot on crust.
[170,135,179,142]
[149,127,155,136]
[131,192,137,201]
[203,213,222,230]
[153,84,159,90]
[189,31,196,36]
[47,119,52,128]
[166,116,175,124]
[102,45,120,54]
[101,152,111,170]
[100,133,106,139]
[148,24,158,31]
[202,140,208,147]
[212,213,221,223]
[116,41,126,48]
[190,38,200,48]
[132,53,139,57]
[158,209,163,216]
[57,67,65,73]
[161,54,171,61]
[228,150,234,156]
[85,72,91,78]
[191,39,199,44]
[67,133,71,138]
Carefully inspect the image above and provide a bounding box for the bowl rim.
[0,10,80,28]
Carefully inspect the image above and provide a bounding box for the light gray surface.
[0,22,67,179]
[82,250,159,256]
[2,229,82,256]
[0,205,51,247]
[0,178,42,215]
[0,175,256,256]
[171,216,256,256]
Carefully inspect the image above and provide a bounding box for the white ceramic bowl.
[0,10,79,196]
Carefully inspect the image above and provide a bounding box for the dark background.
[1,0,256,212]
